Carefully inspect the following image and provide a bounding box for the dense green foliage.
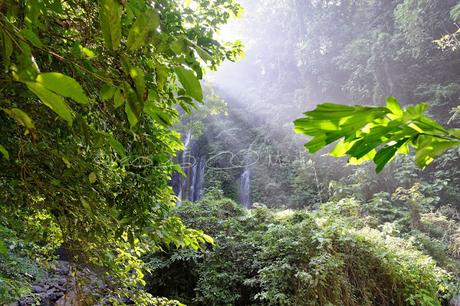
[0,0,241,303]
[146,192,458,305]
[0,224,48,302]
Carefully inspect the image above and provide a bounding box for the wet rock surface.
[11,259,154,305]
[13,261,71,306]
[12,261,108,306]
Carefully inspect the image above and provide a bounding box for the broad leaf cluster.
[294,98,460,172]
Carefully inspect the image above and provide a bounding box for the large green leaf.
[1,29,13,69]
[175,67,203,102]
[123,82,142,127]
[37,73,89,104]
[294,98,460,172]
[144,99,174,127]
[125,100,138,127]
[415,135,460,169]
[386,96,403,116]
[3,108,35,130]
[449,129,460,139]
[108,136,126,158]
[99,132,126,157]
[413,116,448,135]
[13,42,39,82]
[99,84,116,101]
[0,144,9,160]
[193,44,213,62]
[127,9,160,51]
[346,125,399,159]
[26,81,73,125]
[294,104,389,154]
[403,103,428,121]
[374,138,409,173]
[155,65,169,90]
[19,28,43,48]
[113,88,124,108]
[329,139,356,157]
[129,67,145,101]
[170,37,188,55]
[99,0,122,51]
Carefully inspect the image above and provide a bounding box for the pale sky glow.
[216,13,243,43]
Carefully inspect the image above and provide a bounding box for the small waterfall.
[188,160,198,201]
[172,129,206,204]
[240,166,251,208]
[174,129,192,205]
[193,156,206,201]
[183,129,192,150]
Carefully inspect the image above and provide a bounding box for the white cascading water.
[240,166,251,208]
[175,129,206,204]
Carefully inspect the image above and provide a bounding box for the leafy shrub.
[145,192,457,306]
[0,225,46,304]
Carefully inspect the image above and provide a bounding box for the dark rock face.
[13,261,122,305]
[14,261,70,306]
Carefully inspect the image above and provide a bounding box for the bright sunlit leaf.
[175,66,203,102]
[26,81,73,125]
[294,98,460,172]
[37,73,89,104]
[0,144,9,160]
[99,0,122,51]
[127,9,160,51]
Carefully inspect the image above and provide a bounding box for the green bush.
[0,225,46,304]
[145,192,457,306]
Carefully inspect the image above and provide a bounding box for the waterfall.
[172,129,206,204]
[188,160,198,201]
[239,143,255,209]
[240,166,251,208]
[183,129,192,150]
[193,156,206,201]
